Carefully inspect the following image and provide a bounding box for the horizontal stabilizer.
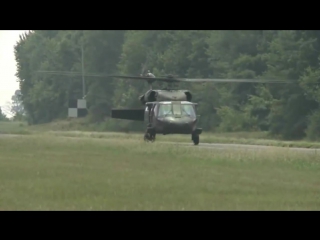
[111,108,145,121]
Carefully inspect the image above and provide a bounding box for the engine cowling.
[139,90,192,104]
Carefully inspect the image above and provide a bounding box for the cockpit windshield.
[158,102,196,118]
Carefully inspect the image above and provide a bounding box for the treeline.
[0,108,9,121]
[14,30,320,140]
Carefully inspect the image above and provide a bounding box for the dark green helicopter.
[106,69,287,145]
[37,67,288,145]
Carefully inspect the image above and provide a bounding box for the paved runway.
[164,142,320,154]
[2,133,320,155]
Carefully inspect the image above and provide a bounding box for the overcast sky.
[0,30,28,112]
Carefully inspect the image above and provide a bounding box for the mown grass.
[1,119,320,149]
[0,133,319,210]
[0,121,31,135]
[33,119,320,148]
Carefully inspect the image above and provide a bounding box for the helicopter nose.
[160,116,195,125]
[160,117,195,132]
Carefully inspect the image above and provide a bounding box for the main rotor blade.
[37,71,159,80]
[37,70,82,75]
[174,78,291,83]
[36,71,111,78]
[107,75,175,82]
[108,75,291,83]
[36,71,292,84]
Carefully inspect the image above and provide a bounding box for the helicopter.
[36,65,289,145]
[110,71,202,144]
[106,68,289,145]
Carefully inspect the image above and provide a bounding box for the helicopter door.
[152,104,157,120]
[144,106,149,122]
[144,103,156,123]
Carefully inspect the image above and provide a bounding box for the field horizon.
[1,119,320,149]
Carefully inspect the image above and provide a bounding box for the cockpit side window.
[181,104,196,117]
[158,104,172,117]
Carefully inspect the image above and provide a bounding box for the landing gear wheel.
[144,132,156,142]
[150,133,156,142]
[192,134,199,145]
[144,133,148,142]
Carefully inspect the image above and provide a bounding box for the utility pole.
[81,39,86,99]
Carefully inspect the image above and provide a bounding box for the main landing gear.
[144,127,156,142]
[191,128,202,145]
[192,133,199,145]
[144,132,156,142]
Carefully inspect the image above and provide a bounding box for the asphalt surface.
[164,142,320,154]
[1,133,320,155]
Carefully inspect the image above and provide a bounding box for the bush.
[305,109,320,141]
[216,106,258,132]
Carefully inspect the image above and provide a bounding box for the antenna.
[81,40,86,99]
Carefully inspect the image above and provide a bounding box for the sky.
[0,30,28,114]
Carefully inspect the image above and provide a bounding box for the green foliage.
[305,109,320,141]
[13,30,320,140]
[0,107,9,121]
[216,106,258,132]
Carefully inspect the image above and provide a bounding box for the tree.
[0,107,9,121]
[11,90,24,114]
[9,90,26,121]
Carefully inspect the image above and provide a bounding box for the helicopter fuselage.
[144,101,202,135]
[111,88,202,144]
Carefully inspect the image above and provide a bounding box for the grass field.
[2,119,320,149]
[1,124,320,210]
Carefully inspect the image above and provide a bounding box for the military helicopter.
[37,64,288,145]
[106,66,288,145]
[110,70,202,144]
